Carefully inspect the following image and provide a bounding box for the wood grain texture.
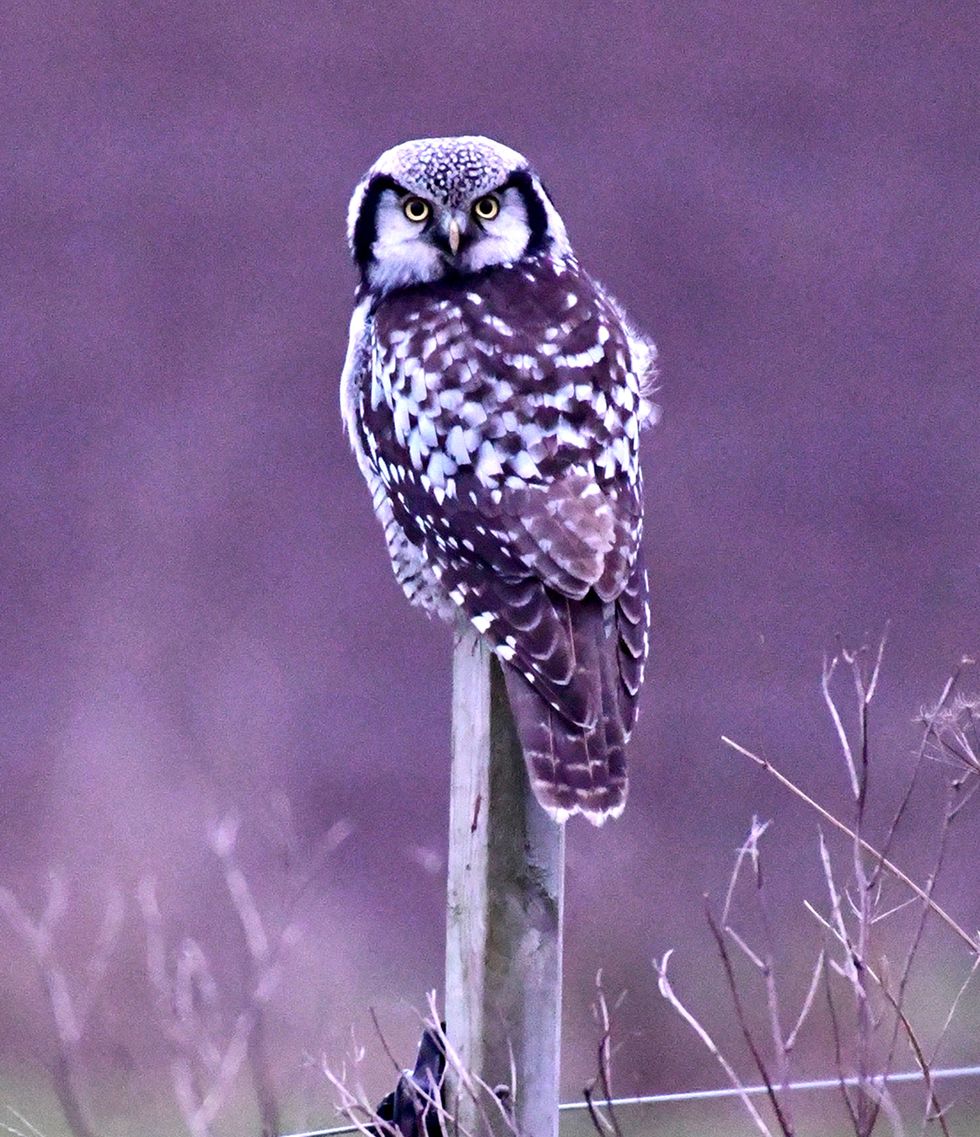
[446,625,565,1137]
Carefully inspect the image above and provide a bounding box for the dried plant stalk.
[0,877,123,1137]
[657,646,978,1136]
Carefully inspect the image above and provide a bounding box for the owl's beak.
[432,213,468,260]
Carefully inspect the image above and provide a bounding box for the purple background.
[1,1,977,1129]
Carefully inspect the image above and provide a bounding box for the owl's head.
[348,136,570,294]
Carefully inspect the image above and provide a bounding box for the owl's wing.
[418,468,644,731]
[372,454,647,822]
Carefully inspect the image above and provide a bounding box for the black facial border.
[351,174,406,271]
[497,169,551,256]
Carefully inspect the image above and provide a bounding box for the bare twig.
[877,958,950,1137]
[876,783,958,1135]
[583,973,624,1137]
[870,1082,906,1137]
[138,818,301,1136]
[928,952,980,1070]
[705,905,794,1135]
[322,1059,398,1137]
[325,992,524,1137]
[421,992,518,1137]
[728,817,793,1112]
[368,1007,404,1080]
[783,945,825,1051]
[0,877,123,1137]
[654,650,980,1137]
[654,951,776,1137]
[822,654,860,799]
[721,736,978,953]
[721,816,771,925]
[805,907,952,1137]
[820,948,863,1133]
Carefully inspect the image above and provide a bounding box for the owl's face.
[348,136,570,294]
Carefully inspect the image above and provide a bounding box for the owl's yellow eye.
[472,194,500,221]
[402,196,431,223]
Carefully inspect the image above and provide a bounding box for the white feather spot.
[485,314,515,336]
[417,414,438,448]
[393,398,412,444]
[510,451,540,480]
[446,424,474,465]
[476,440,503,481]
[439,387,465,412]
[462,402,488,428]
[427,449,457,487]
[472,612,495,634]
[502,353,538,371]
[410,365,428,404]
[555,418,586,448]
[409,431,428,469]
[518,422,545,450]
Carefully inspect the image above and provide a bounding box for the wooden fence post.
[445,625,566,1137]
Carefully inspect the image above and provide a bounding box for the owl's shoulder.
[367,255,619,350]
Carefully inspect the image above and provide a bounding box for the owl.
[341,136,657,824]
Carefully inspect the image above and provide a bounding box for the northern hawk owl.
[341,136,657,824]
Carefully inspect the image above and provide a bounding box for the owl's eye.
[402,196,431,223]
[472,194,500,221]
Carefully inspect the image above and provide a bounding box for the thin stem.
[721,737,977,954]
[654,951,775,1137]
[706,907,794,1136]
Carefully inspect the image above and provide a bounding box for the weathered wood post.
[446,625,566,1137]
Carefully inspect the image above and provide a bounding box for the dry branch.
[137,816,302,1136]
[720,738,978,954]
[658,646,979,1136]
[323,994,523,1137]
[0,876,123,1137]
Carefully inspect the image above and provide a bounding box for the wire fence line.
[283,1063,980,1137]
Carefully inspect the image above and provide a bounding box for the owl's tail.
[501,597,629,826]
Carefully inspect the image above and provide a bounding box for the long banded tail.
[501,593,630,825]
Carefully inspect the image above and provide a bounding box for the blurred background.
[1,2,977,1134]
